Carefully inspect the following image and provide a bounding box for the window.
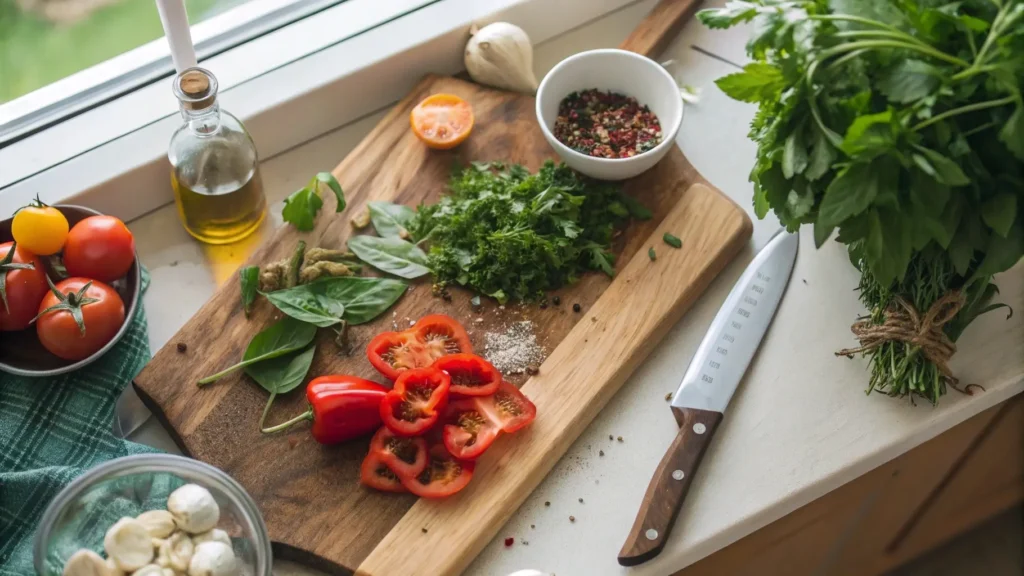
[0,0,348,144]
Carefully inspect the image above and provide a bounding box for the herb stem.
[819,40,970,68]
[810,14,906,35]
[831,29,933,50]
[911,95,1017,131]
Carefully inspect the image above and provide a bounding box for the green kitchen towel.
[0,272,160,575]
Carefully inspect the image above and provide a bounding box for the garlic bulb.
[464,22,538,94]
[62,550,115,576]
[188,542,237,576]
[137,511,176,539]
[167,484,220,534]
[191,529,231,547]
[104,518,154,572]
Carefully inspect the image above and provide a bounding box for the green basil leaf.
[998,106,1024,161]
[317,276,408,325]
[619,194,653,220]
[198,317,318,384]
[973,221,1024,279]
[841,110,894,158]
[264,287,346,328]
[713,63,785,103]
[315,172,346,213]
[866,208,911,285]
[877,60,940,104]
[817,162,878,228]
[813,219,833,248]
[782,128,808,179]
[909,169,950,218]
[244,344,316,395]
[981,193,1018,238]
[240,266,260,317]
[348,236,430,279]
[804,128,836,181]
[912,145,970,186]
[282,188,323,231]
[368,201,416,238]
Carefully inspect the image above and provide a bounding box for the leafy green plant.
[700,0,1023,403]
[347,235,431,279]
[240,265,260,317]
[263,276,407,326]
[282,172,346,231]
[410,161,645,303]
[368,201,416,238]
[197,316,318,385]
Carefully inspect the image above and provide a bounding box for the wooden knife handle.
[618,0,704,58]
[617,406,723,566]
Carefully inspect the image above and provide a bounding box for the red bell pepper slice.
[432,353,501,397]
[441,381,536,459]
[360,452,407,493]
[368,426,428,480]
[380,367,451,436]
[367,314,472,380]
[261,375,387,444]
[401,443,475,498]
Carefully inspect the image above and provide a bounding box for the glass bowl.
[34,454,272,576]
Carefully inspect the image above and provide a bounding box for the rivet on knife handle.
[617,407,723,566]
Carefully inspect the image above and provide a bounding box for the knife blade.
[618,229,799,566]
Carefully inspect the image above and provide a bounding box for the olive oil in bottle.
[168,67,266,244]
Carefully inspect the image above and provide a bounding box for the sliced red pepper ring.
[480,381,537,433]
[369,426,428,480]
[442,398,501,460]
[432,353,501,397]
[402,443,475,498]
[380,367,451,436]
[367,314,473,380]
[360,452,407,493]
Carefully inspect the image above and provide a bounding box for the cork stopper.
[173,67,218,110]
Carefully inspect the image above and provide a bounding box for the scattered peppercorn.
[545,501,551,507]
[422,528,428,534]
[617,436,623,442]
[552,296,561,306]
[522,540,529,546]
[504,537,514,547]
[526,365,539,375]
[573,303,581,313]
[531,524,535,529]
[176,342,187,353]
[578,498,584,503]
[608,434,614,441]
[569,516,575,523]
[540,302,548,309]
[442,291,452,302]
[553,89,663,158]
[599,450,604,456]
[665,392,672,401]
[591,316,597,322]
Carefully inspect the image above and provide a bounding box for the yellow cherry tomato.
[11,205,69,256]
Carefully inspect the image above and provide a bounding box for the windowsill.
[0,0,642,221]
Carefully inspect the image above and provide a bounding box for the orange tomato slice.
[410,94,474,149]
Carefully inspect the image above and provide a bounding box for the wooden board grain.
[133,74,751,573]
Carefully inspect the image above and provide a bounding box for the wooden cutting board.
[134,2,750,573]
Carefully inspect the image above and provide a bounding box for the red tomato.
[36,278,125,361]
[432,353,501,397]
[367,314,472,380]
[360,452,407,493]
[368,426,428,481]
[63,215,135,283]
[0,242,48,332]
[380,367,451,436]
[401,444,475,498]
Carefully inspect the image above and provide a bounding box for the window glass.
[0,0,247,104]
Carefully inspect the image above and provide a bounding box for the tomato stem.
[30,275,100,335]
[0,241,36,314]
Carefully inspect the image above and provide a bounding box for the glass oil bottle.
[168,67,266,244]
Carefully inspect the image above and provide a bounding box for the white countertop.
[126,1,1024,574]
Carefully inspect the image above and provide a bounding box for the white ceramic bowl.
[536,49,684,181]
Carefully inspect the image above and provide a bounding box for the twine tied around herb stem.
[836,291,983,395]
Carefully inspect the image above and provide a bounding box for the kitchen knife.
[618,228,799,566]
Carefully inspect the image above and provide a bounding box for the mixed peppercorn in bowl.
[536,48,684,181]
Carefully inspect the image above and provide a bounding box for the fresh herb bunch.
[410,161,648,303]
[700,0,1023,402]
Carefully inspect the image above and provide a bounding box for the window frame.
[0,0,641,222]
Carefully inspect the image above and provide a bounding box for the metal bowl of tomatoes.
[0,205,140,377]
